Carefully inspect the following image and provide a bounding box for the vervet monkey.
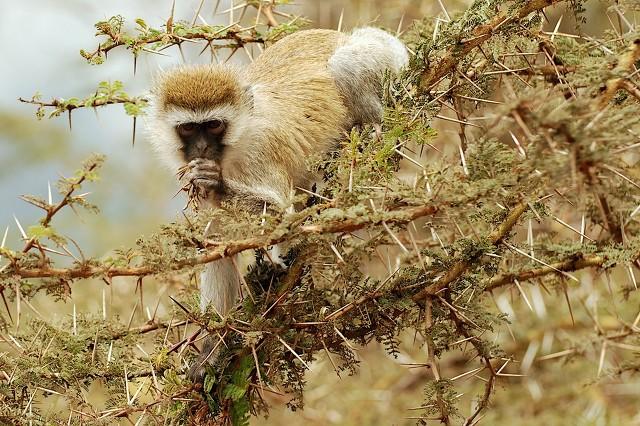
[147,27,408,374]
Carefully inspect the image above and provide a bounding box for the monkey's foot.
[373,123,383,141]
[187,336,217,383]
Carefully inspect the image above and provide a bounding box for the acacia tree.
[3,0,640,424]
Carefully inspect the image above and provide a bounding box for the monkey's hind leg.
[328,27,409,127]
[189,257,241,381]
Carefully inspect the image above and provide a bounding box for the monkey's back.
[227,30,350,201]
[248,29,345,80]
[246,29,350,145]
[222,28,407,206]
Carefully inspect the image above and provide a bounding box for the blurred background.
[1,1,636,425]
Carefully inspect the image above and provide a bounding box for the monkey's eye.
[205,120,226,136]
[176,123,197,138]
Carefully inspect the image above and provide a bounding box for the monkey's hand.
[183,158,224,200]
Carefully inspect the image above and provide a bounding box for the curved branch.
[3,204,439,280]
[412,202,529,300]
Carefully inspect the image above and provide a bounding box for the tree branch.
[82,24,267,64]
[485,250,640,291]
[412,202,529,300]
[419,0,567,91]
[3,204,438,280]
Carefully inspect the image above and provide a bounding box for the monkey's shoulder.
[247,29,344,80]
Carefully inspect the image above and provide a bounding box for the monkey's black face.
[175,119,227,162]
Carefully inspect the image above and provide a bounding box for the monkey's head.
[146,65,253,171]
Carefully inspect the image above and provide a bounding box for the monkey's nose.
[194,138,209,155]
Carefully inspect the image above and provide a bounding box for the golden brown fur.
[228,29,350,205]
[156,66,243,111]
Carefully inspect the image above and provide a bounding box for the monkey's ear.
[242,84,255,110]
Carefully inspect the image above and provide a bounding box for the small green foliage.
[21,81,147,120]
[263,18,311,41]
[27,225,57,241]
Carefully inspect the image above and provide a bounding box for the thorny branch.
[1,203,439,280]
[81,23,267,65]
[17,94,146,116]
[419,0,568,91]
[412,202,529,300]
[5,0,640,424]
[485,252,639,291]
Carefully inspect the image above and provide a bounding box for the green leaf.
[123,102,147,116]
[135,18,148,29]
[229,397,250,426]
[27,225,54,239]
[222,383,247,401]
[203,372,216,394]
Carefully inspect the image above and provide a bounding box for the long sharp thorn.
[1,290,12,323]
[504,242,578,282]
[603,164,640,191]
[550,214,594,242]
[396,14,405,36]
[277,335,312,370]
[563,287,574,326]
[528,219,534,258]
[72,304,77,335]
[550,15,563,41]
[13,216,27,239]
[436,0,451,21]
[132,116,137,146]
[168,0,176,33]
[514,279,533,312]
[1,226,8,248]
[102,289,107,320]
[191,0,206,26]
[597,342,607,377]
[627,265,637,290]
[169,296,193,315]
[251,345,265,399]
[124,365,131,404]
[255,1,263,26]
